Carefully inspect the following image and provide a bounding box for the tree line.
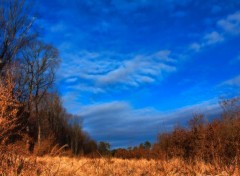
[0,0,97,156]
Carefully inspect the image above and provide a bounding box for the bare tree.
[0,0,36,72]
[20,40,60,148]
[220,97,240,120]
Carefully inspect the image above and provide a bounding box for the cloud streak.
[218,11,240,35]
[221,75,240,87]
[78,99,221,148]
[97,50,176,86]
[190,11,240,52]
[58,50,177,93]
[190,31,225,52]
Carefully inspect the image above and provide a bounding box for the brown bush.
[0,70,21,145]
[155,98,240,167]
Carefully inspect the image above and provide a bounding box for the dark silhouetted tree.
[0,0,36,72]
[98,141,111,156]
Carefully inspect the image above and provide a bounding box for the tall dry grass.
[1,152,240,176]
[33,156,239,176]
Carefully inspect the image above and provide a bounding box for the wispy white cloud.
[57,51,121,79]
[97,50,176,86]
[221,75,240,87]
[57,50,177,93]
[189,43,202,52]
[218,11,240,35]
[61,91,83,113]
[189,31,224,52]
[189,11,240,52]
[65,77,78,83]
[203,31,224,45]
[67,84,105,94]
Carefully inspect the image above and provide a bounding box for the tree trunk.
[36,95,41,148]
[38,119,41,148]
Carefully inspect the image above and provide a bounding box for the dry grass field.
[4,156,236,176]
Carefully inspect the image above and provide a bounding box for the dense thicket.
[0,0,97,156]
[111,98,240,166]
[153,98,240,165]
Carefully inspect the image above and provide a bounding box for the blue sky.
[36,0,240,148]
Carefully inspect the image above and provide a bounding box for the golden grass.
[1,152,239,175]
[34,156,239,176]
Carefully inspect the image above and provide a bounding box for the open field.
[5,156,238,176]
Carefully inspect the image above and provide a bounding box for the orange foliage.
[0,71,21,144]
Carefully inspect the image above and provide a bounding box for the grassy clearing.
[33,156,238,176]
[1,152,240,175]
